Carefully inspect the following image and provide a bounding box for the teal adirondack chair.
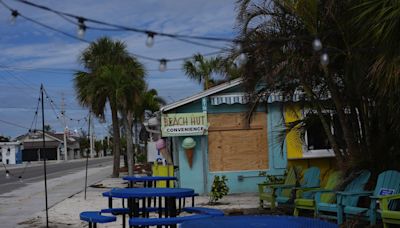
[294,170,341,217]
[315,170,371,223]
[337,170,400,225]
[378,193,400,228]
[258,166,302,209]
[274,166,320,206]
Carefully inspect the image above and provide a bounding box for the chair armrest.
[376,193,400,201]
[337,191,373,196]
[378,194,400,210]
[275,184,296,189]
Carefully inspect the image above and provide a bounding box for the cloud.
[0,0,237,137]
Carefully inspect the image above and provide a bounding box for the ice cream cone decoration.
[182,137,196,168]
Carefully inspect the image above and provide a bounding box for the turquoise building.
[160,78,289,194]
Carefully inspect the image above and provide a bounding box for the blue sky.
[0,0,237,138]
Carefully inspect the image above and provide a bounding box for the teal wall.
[175,136,207,194]
[167,86,287,194]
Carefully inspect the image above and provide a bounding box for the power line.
[0,118,30,130]
[0,0,228,64]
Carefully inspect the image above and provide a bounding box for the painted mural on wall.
[161,113,208,137]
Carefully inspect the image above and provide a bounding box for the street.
[0,157,114,228]
[0,157,112,194]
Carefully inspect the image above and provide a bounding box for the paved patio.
[19,174,266,227]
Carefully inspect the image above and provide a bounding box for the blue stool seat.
[80,211,116,223]
[183,207,224,216]
[101,208,130,215]
[129,214,211,226]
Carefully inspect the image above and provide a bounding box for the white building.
[0,141,23,165]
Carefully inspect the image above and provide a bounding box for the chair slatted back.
[300,167,320,199]
[320,171,341,203]
[341,170,371,206]
[280,166,302,198]
[373,170,400,210]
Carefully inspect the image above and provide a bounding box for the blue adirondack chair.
[315,170,371,223]
[274,167,320,206]
[337,170,400,225]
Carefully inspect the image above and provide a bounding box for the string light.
[10,10,19,24]
[77,17,86,38]
[145,32,155,48]
[5,170,10,178]
[159,59,167,72]
[312,38,322,51]
[18,175,23,183]
[320,52,329,66]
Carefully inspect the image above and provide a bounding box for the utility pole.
[61,93,68,161]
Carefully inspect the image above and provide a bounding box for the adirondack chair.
[378,193,400,228]
[337,170,400,225]
[274,166,321,207]
[314,170,371,224]
[258,166,301,209]
[293,170,341,217]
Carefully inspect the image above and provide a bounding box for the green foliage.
[209,175,229,204]
[260,170,287,184]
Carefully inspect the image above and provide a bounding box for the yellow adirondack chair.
[379,193,400,228]
[293,170,341,217]
[258,166,301,209]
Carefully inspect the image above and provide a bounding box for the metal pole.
[41,84,49,228]
[84,112,90,200]
[90,113,94,158]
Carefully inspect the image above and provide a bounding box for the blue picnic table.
[180,215,338,228]
[122,175,177,188]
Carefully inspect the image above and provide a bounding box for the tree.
[234,0,400,178]
[74,37,133,177]
[118,57,146,176]
[183,54,225,90]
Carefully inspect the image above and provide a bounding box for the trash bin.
[152,163,174,188]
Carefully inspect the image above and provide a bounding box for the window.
[303,111,342,157]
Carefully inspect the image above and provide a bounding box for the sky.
[0,0,238,139]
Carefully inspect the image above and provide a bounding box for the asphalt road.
[0,157,113,194]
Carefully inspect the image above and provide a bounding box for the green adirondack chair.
[258,166,301,209]
[314,170,371,223]
[378,193,400,228]
[293,170,341,217]
[274,166,321,207]
[337,170,400,225]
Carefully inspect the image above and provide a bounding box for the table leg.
[166,197,177,228]
[108,197,112,208]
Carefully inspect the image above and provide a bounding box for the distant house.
[16,131,80,161]
[158,78,335,194]
[0,141,23,164]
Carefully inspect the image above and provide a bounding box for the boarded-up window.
[208,112,268,171]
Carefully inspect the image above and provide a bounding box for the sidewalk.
[20,174,264,227]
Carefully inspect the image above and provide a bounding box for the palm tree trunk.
[110,102,121,178]
[123,110,134,176]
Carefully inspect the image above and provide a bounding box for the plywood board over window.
[208,112,268,172]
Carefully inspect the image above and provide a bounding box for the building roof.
[160,78,243,112]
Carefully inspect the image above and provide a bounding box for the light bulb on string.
[312,38,322,51]
[145,32,155,48]
[10,10,19,25]
[320,52,329,66]
[5,170,10,179]
[239,53,247,64]
[77,17,86,39]
[159,59,167,72]
[18,176,23,183]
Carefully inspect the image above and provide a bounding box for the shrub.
[209,175,229,204]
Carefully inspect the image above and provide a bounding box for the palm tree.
[183,54,224,90]
[74,37,132,178]
[233,0,400,177]
[118,58,146,176]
